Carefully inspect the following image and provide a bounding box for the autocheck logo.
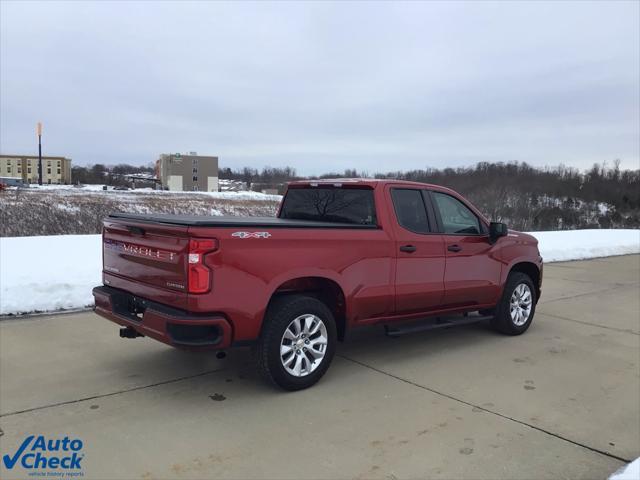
[2,435,84,474]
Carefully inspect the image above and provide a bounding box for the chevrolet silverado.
[93,179,543,390]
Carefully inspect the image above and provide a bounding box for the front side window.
[280,187,377,225]
[391,189,430,234]
[432,192,482,235]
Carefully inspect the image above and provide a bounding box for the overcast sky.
[1,1,638,174]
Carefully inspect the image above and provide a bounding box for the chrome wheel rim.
[280,314,328,377]
[510,283,532,326]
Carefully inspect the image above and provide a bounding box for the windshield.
[280,187,377,225]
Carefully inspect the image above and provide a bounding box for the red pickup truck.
[93,179,543,390]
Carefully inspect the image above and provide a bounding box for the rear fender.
[257,268,348,333]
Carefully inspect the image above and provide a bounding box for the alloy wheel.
[510,283,532,326]
[280,314,328,377]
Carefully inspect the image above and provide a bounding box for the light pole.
[37,122,43,185]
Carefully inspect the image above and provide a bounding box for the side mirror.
[489,222,508,244]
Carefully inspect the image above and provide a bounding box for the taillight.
[187,238,218,294]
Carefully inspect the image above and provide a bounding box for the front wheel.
[254,295,337,391]
[491,272,537,335]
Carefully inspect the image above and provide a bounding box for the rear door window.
[431,192,482,235]
[391,189,431,234]
[280,187,377,225]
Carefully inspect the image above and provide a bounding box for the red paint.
[93,179,542,349]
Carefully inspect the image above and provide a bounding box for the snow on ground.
[1,229,638,316]
[609,458,640,480]
[14,184,283,201]
[531,229,640,262]
[0,235,102,315]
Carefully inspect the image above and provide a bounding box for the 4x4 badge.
[231,232,271,239]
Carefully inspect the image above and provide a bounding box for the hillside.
[0,186,281,237]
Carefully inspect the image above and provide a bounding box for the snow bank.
[0,235,102,315]
[609,458,640,480]
[20,184,282,201]
[529,229,640,262]
[1,229,638,316]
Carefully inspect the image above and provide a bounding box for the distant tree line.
[220,161,640,230]
[71,160,640,230]
[71,163,155,186]
[369,160,640,230]
[218,166,297,188]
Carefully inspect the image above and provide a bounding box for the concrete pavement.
[1,255,638,479]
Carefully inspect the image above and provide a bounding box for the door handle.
[400,245,417,253]
[447,244,462,252]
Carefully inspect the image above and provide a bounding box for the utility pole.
[37,122,43,185]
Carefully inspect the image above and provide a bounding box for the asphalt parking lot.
[1,255,638,480]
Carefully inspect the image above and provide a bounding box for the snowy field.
[0,187,282,237]
[532,229,640,262]
[9,183,283,201]
[0,235,102,315]
[0,229,638,316]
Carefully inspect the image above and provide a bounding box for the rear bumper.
[92,286,232,350]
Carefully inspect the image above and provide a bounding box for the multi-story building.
[156,153,218,192]
[0,155,72,184]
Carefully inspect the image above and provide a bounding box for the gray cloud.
[1,0,638,174]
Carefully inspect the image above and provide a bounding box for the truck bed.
[108,213,378,229]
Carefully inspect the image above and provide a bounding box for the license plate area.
[112,292,148,323]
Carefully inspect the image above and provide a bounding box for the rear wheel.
[254,295,337,391]
[491,272,537,335]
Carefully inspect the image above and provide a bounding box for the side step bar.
[384,314,494,337]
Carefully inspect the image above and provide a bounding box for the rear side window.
[391,189,430,234]
[432,192,481,235]
[280,187,377,225]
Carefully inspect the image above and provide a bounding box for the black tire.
[491,272,537,335]
[254,295,337,391]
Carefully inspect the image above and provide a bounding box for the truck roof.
[288,178,441,189]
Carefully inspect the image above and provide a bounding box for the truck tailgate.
[103,218,190,294]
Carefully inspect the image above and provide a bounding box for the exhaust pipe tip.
[216,351,227,359]
[120,327,143,339]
